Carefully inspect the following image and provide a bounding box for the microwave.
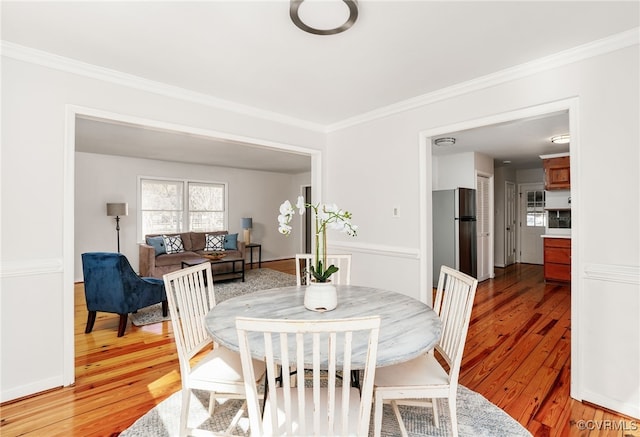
[548,209,571,229]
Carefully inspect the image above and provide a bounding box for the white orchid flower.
[279,200,293,215]
[328,220,345,231]
[277,198,357,278]
[278,223,292,235]
[296,196,306,215]
[317,209,329,222]
[324,203,339,213]
[277,214,290,225]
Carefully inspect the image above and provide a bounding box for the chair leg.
[180,388,191,437]
[432,397,440,427]
[117,314,128,337]
[448,396,458,437]
[162,300,168,317]
[85,311,97,334]
[391,400,409,437]
[373,395,384,437]
[208,392,216,415]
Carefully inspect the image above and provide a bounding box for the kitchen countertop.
[542,234,571,239]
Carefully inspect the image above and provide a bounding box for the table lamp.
[241,217,253,244]
[107,202,128,252]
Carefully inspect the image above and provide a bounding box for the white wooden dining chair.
[295,253,352,286]
[236,315,381,436]
[372,265,478,437]
[163,263,266,436]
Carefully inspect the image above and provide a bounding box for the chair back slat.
[163,263,215,368]
[434,265,478,381]
[295,254,352,286]
[236,316,380,436]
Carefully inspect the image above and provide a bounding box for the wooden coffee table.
[181,256,245,282]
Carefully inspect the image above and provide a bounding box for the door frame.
[64,105,322,386]
[517,182,546,264]
[476,172,494,281]
[418,97,580,401]
[504,180,517,267]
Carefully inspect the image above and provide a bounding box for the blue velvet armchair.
[81,252,168,337]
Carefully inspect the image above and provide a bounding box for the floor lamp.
[107,203,128,252]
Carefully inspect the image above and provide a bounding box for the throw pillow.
[146,236,166,256]
[162,235,184,254]
[224,233,238,250]
[205,234,225,251]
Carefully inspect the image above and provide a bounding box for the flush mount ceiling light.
[434,137,456,147]
[551,134,570,144]
[290,0,358,36]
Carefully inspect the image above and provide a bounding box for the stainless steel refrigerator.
[432,188,477,287]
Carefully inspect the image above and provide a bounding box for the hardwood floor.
[1,260,637,436]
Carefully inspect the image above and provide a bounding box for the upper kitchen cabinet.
[541,153,570,190]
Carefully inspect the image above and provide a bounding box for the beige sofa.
[139,231,245,278]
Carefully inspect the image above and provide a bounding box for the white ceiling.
[2,1,638,172]
[75,116,312,173]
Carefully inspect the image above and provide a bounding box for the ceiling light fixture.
[290,0,358,36]
[434,137,456,147]
[551,134,570,144]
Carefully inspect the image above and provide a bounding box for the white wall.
[1,54,324,402]
[432,152,476,190]
[325,45,639,418]
[1,36,639,419]
[517,167,544,184]
[75,152,309,281]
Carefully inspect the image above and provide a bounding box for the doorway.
[303,185,312,253]
[476,174,492,281]
[519,183,545,264]
[505,181,517,266]
[420,97,578,414]
[66,107,320,386]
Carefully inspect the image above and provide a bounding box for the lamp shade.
[241,217,253,229]
[107,203,128,217]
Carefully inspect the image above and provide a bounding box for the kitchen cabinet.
[544,237,571,283]
[543,156,570,190]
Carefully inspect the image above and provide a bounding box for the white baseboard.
[1,377,63,403]
[581,389,640,421]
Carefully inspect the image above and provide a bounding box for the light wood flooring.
[1,260,637,436]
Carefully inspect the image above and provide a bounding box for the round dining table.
[205,285,442,369]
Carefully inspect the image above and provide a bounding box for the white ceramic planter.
[304,281,337,312]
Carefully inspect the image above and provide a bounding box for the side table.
[245,243,262,269]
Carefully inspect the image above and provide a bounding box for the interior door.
[476,175,491,281]
[519,183,545,264]
[304,186,312,253]
[505,181,517,266]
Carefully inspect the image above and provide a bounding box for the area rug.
[130,268,297,326]
[119,385,531,436]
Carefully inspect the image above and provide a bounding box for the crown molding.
[2,27,638,134]
[0,40,326,133]
[326,27,640,132]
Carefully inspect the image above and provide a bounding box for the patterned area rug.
[119,385,532,436]
[130,268,297,326]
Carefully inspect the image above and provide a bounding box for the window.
[188,182,225,231]
[140,178,226,236]
[525,189,546,227]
